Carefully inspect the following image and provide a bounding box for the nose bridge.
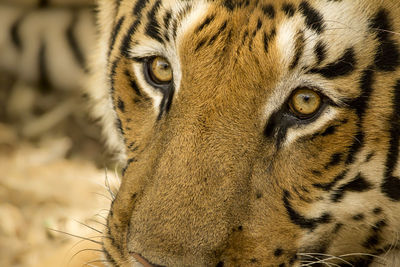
[119,83,266,262]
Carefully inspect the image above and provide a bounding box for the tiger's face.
[90,0,400,266]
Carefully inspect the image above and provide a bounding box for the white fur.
[86,0,126,162]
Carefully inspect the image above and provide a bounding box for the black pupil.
[159,61,169,70]
[302,94,310,103]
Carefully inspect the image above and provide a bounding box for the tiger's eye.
[289,88,322,118]
[150,57,172,84]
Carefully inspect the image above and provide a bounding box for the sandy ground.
[0,76,118,267]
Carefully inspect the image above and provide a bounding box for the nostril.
[131,253,165,267]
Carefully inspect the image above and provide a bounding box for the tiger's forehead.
[116,0,372,67]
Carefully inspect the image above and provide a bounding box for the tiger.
[2,0,400,266]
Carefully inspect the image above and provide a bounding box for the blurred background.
[0,1,118,266]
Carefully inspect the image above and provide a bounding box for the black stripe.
[345,68,374,164]
[120,20,141,57]
[299,1,324,33]
[308,47,356,78]
[171,18,179,39]
[116,0,122,8]
[108,16,126,58]
[209,22,227,46]
[241,30,249,45]
[213,21,227,42]
[157,84,175,120]
[66,13,86,70]
[381,80,400,201]
[313,170,348,191]
[133,0,149,16]
[324,152,342,169]
[195,15,216,34]
[120,0,149,57]
[262,4,275,19]
[314,41,327,65]
[223,0,235,11]
[124,69,151,102]
[117,98,125,112]
[369,9,400,72]
[310,120,348,140]
[263,28,276,53]
[116,118,124,135]
[282,3,296,17]
[283,190,331,230]
[10,15,25,51]
[195,39,207,52]
[38,41,51,90]
[248,19,261,51]
[331,173,372,202]
[362,220,387,249]
[163,11,172,29]
[110,59,120,94]
[223,0,249,11]
[163,11,172,41]
[145,0,163,43]
[289,31,305,70]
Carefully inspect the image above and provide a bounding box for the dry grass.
[0,76,117,267]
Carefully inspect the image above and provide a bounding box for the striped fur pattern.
[0,2,96,91]
[90,0,400,266]
[2,0,400,266]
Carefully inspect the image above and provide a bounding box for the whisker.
[298,252,353,266]
[74,220,103,234]
[301,259,341,267]
[370,28,400,36]
[338,252,387,262]
[48,228,103,245]
[82,259,111,267]
[90,217,108,228]
[68,248,105,267]
[114,165,122,183]
[104,168,116,200]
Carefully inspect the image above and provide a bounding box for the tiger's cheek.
[110,58,156,163]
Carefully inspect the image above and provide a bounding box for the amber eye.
[289,88,322,118]
[148,56,173,85]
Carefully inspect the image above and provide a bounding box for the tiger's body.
[2,0,400,266]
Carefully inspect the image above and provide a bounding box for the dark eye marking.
[264,87,329,147]
[308,47,356,79]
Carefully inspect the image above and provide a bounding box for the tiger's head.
[88,0,400,266]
